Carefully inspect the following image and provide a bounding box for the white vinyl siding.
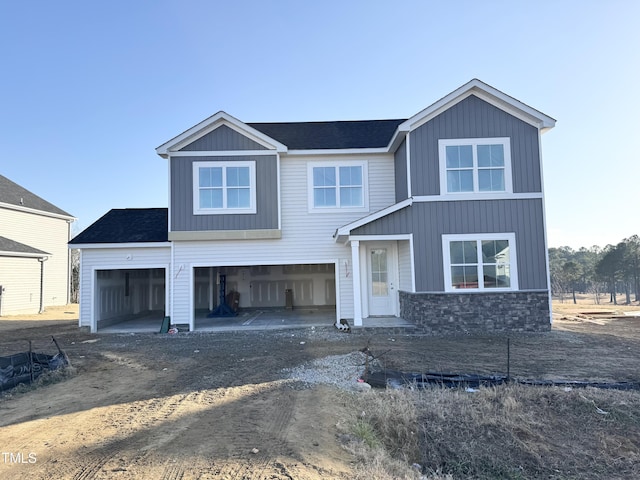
[397,239,414,292]
[172,153,395,324]
[0,207,71,313]
[0,256,42,315]
[77,247,170,329]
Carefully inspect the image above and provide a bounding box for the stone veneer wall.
[399,290,550,335]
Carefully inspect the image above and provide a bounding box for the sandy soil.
[2,301,640,479]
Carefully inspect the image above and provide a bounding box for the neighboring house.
[0,175,75,315]
[70,79,556,334]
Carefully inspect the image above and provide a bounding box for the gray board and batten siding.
[352,199,547,292]
[394,139,408,202]
[170,155,278,232]
[407,95,542,196]
[179,124,268,151]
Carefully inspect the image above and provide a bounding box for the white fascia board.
[68,242,171,250]
[0,202,76,222]
[156,111,288,157]
[285,147,389,156]
[0,251,50,259]
[386,127,409,152]
[168,150,277,157]
[349,234,413,242]
[399,79,556,133]
[334,198,413,242]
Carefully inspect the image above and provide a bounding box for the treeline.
[549,235,640,304]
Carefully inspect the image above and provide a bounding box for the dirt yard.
[1,299,640,479]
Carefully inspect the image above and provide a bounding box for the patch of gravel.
[283,351,381,391]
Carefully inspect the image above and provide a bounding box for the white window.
[307,161,368,212]
[193,161,256,214]
[439,138,512,194]
[442,233,518,292]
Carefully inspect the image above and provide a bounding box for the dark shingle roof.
[69,208,168,245]
[0,175,73,217]
[0,236,50,256]
[248,119,406,150]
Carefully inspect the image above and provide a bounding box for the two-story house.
[70,79,555,333]
[0,174,75,315]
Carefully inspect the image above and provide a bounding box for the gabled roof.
[248,119,405,150]
[157,79,554,156]
[69,208,168,245]
[0,175,73,218]
[334,198,413,243]
[398,78,556,134]
[156,111,288,157]
[0,236,50,258]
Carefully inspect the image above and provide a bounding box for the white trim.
[351,241,362,326]
[409,234,416,292]
[307,160,369,214]
[439,137,513,195]
[405,132,412,197]
[334,259,341,325]
[538,129,553,324]
[276,152,282,230]
[78,249,83,327]
[349,234,412,242]
[0,251,50,259]
[412,192,542,202]
[399,79,556,133]
[90,263,170,333]
[0,201,76,221]
[192,160,257,215]
[167,157,172,233]
[334,198,413,240]
[442,233,519,293]
[286,147,388,156]
[69,242,171,249]
[169,150,276,157]
[156,111,287,157]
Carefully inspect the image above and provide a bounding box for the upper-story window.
[438,138,512,194]
[308,161,369,212]
[442,233,518,292]
[193,161,256,215]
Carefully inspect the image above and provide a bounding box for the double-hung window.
[308,161,368,212]
[439,138,512,194]
[442,233,518,291]
[193,161,256,214]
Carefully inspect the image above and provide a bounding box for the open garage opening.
[193,263,337,331]
[95,268,166,332]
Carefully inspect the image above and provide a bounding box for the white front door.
[367,243,396,316]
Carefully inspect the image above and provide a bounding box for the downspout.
[38,256,49,314]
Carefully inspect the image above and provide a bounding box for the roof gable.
[0,175,73,218]
[399,79,556,133]
[156,111,287,157]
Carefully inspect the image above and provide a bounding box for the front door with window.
[366,243,397,316]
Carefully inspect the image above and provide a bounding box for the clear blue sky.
[1,1,637,249]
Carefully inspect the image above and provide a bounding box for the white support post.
[351,240,362,326]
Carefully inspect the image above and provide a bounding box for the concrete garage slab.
[97,308,414,333]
